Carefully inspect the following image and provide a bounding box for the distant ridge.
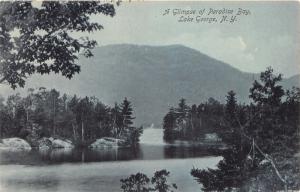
[2,44,299,126]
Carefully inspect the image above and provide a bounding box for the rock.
[204,133,221,142]
[89,137,126,148]
[0,137,32,150]
[38,137,74,149]
[51,138,73,148]
[173,140,190,146]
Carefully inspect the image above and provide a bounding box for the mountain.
[281,74,300,88]
[2,44,299,126]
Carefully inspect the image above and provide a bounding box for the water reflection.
[0,144,218,165]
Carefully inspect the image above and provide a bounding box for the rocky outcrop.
[89,137,126,148]
[38,137,74,149]
[204,133,222,142]
[51,137,73,148]
[0,138,32,150]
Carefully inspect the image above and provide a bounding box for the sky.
[84,1,300,78]
[0,1,299,96]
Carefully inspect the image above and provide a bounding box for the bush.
[120,170,177,192]
[120,173,150,192]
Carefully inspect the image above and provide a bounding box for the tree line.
[162,67,300,191]
[0,88,142,147]
[189,67,300,191]
[163,97,223,142]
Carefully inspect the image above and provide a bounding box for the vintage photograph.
[0,1,299,192]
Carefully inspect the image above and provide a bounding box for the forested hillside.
[4,44,298,126]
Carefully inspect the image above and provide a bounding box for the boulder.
[204,133,221,142]
[51,137,73,148]
[89,137,126,148]
[38,137,74,149]
[0,137,32,150]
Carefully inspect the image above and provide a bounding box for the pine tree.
[250,67,284,107]
[223,90,242,147]
[111,102,122,138]
[163,108,177,142]
[249,67,285,153]
[225,90,237,123]
[191,91,251,191]
[95,102,109,137]
[175,98,189,138]
[120,98,135,135]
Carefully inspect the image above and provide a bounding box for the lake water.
[0,128,222,192]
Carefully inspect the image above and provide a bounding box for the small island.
[0,89,143,150]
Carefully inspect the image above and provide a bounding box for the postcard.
[0,1,299,192]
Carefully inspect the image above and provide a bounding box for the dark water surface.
[0,144,217,165]
[0,128,218,165]
[0,128,222,192]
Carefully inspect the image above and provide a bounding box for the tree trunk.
[98,121,102,138]
[199,116,202,127]
[54,111,56,136]
[72,123,77,140]
[81,121,84,142]
[26,109,29,122]
[190,116,194,131]
[52,95,56,136]
[113,114,116,136]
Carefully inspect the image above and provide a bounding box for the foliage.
[191,67,300,191]
[151,170,177,192]
[121,173,150,192]
[163,108,177,141]
[0,88,142,147]
[163,97,224,142]
[0,1,115,88]
[127,126,143,147]
[249,67,284,106]
[120,170,177,192]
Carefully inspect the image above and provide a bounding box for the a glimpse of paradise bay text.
[162,8,251,24]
